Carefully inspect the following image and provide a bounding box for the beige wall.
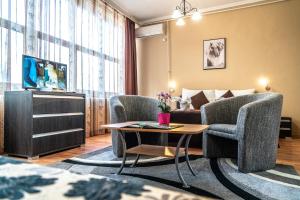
[137,0,300,136]
[137,35,169,96]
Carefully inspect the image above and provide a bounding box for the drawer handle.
[280,128,291,131]
[33,94,84,99]
[33,112,84,118]
[33,128,84,138]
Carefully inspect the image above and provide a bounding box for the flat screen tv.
[22,55,67,91]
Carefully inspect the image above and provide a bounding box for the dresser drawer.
[33,95,85,114]
[33,115,84,134]
[32,130,84,156]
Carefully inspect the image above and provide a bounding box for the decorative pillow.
[231,89,255,96]
[221,90,234,98]
[215,89,255,99]
[191,91,209,110]
[215,90,228,99]
[182,88,215,102]
[181,88,201,102]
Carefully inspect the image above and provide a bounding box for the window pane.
[0,0,125,95]
[10,31,23,84]
[0,28,9,83]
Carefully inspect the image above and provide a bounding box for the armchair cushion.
[208,124,237,134]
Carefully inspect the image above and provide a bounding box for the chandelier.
[172,0,202,26]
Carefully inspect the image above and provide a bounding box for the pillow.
[181,88,201,101]
[215,90,228,99]
[231,89,255,96]
[215,89,255,99]
[182,88,215,109]
[182,88,215,102]
[191,91,209,110]
[221,90,234,98]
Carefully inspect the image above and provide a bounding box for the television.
[22,55,67,91]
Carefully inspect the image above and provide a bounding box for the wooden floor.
[23,134,300,173]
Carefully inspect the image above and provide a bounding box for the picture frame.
[203,38,226,70]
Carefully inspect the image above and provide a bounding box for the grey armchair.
[201,93,283,172]
[109,95,166,157]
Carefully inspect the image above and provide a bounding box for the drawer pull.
[33,112,84,118]
[33,95,84,99]
[33,128,84,138]
[280,128,291,131]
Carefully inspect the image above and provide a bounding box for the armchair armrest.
[236,95,283,140]
[201,96,252,125]
[109,97,127,123]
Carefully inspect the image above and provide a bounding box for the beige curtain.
[0,0,126,151]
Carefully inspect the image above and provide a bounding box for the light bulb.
[172,9,181,19]
[259,77,271,91]
[168,80,176,91]
[176,18,185,26]
[192,11,202,21]
[259,78,269,87]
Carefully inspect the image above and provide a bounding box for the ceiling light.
[192,11,202,21]
[172,9,182,19]
[176,18,185,26]
[173,0,201,26]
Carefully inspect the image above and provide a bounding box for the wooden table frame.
[101,122,209,188]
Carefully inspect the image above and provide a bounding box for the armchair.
[109,95,167,157]
[201,93,283,172]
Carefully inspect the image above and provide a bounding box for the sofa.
[201,93,283,172]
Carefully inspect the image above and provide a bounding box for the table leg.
[175,134,189,188]
[131,131,141,168]
[117,131,127,175]
[185,135,196,176]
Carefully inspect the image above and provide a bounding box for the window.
[0,0,125,96]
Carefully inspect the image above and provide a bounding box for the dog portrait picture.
[203,38,226,70]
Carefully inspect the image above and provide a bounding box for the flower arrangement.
[157,92,172,113]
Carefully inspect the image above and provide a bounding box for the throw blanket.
[0,156,199,200]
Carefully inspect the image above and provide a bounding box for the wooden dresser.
[4,91,85,159]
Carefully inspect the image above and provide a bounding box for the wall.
[137,0,300,136]
[137,35,169,96]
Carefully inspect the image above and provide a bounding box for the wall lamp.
[169,80,177,93]
[259,77,271,91]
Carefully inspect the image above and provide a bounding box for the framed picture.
[203,38,226,70]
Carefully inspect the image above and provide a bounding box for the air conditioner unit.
[136,23,166,38]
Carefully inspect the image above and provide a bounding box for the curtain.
[125,18,137,95]
[0,0,126,151]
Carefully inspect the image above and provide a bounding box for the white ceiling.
[107,0,284,24]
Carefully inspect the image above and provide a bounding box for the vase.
[158,113,171,125]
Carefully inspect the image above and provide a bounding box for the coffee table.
[101,122,208,188]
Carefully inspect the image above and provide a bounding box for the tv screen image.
[22,55,67,91]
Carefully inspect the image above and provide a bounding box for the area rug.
[52,147,300,200]
[0,156,200,200]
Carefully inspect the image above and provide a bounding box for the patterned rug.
[0,156,200,200]
[52,146,300,200]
